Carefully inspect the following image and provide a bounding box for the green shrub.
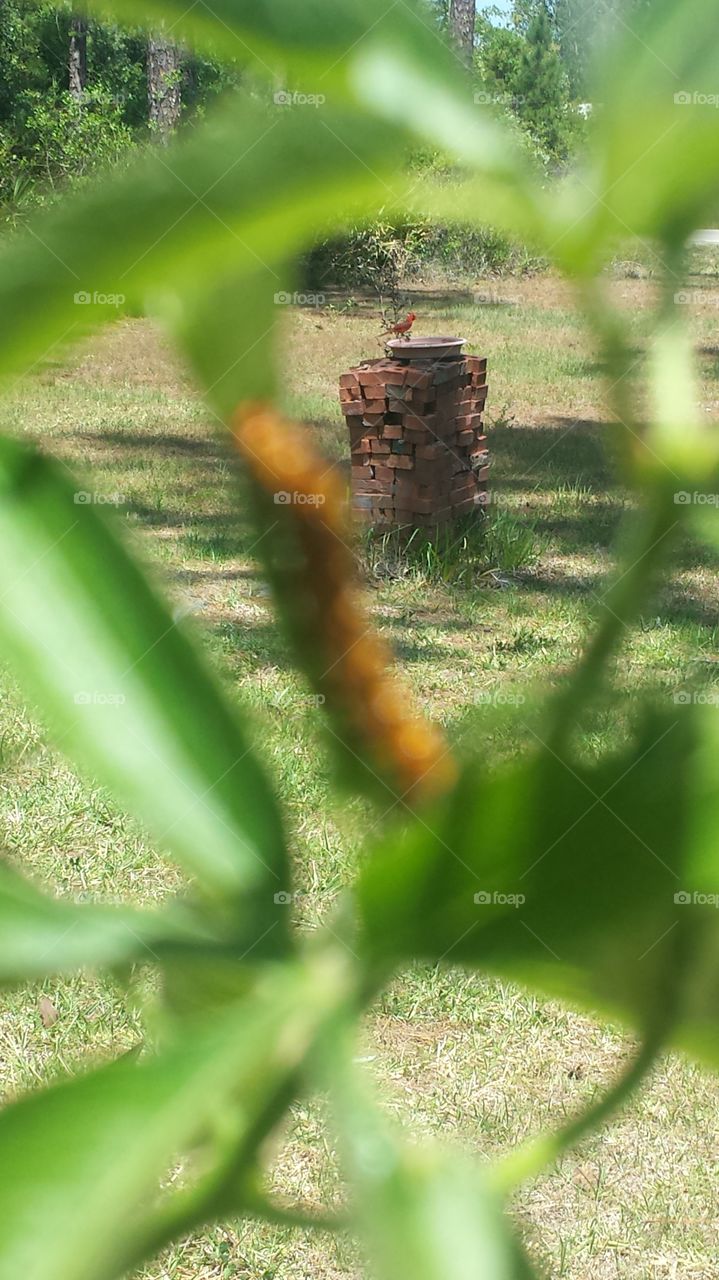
[4,89,135,191]
[305,215,543,286]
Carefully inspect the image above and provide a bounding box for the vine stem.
[547,492,678,752]
[119,931,378,1276]
[547,256,687,754]
[119,1179,346,1280]
[487,1030,663,1197]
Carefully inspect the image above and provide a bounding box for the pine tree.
[514,2,572,158]
[68,16,88,100]
[448,0,475,66]
[147,35,182,142]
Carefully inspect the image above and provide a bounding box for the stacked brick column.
[339,353,488,528]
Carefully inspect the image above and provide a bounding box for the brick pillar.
[339,352,488,529]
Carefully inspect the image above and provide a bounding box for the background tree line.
[0,0,650,270]
[0,0,237,209]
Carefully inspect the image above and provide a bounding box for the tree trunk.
[448,0,475,66]
[147,36,182,141]
[68,16,87,99]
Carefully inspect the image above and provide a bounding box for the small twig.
[243,1193,348,1234]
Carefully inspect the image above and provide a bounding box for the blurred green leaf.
[0,436,288,915]
[556,0,719,266]
[357,708,719,1066]
[0,955,352,1280]
[0,8,544,394]
[0,99,407,384]
[350,52,546,245]
[0,860,208,983]
[173,268,279,418]
[80,0,392,61]
[334,1054,536,1280]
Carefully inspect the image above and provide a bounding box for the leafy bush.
[306,216,543,287]
[0,1,718,1279]
[0,3,237,215]
[3,90,135,190]
[304,214,432,306]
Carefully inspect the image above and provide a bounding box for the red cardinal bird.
[379,311,416,340]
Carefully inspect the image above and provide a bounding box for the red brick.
[340,372,360,389]
[343,400,365,416]
[393,474,421,495]
[433,363,462,385]
[387,386,410,401]
[385,454,414,469]
[381,425,404,440]
[370,440,390,454]
[403,413,438,434]
[358,370,389,389]
[414,462,449,484]
[364,398,386,414]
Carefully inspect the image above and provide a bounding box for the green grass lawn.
[2,268,719,1279]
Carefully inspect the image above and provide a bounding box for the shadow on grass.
[488,419,622,560]
[79,429,229,458]
[96,406,719,662]
[697,345,719,380]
